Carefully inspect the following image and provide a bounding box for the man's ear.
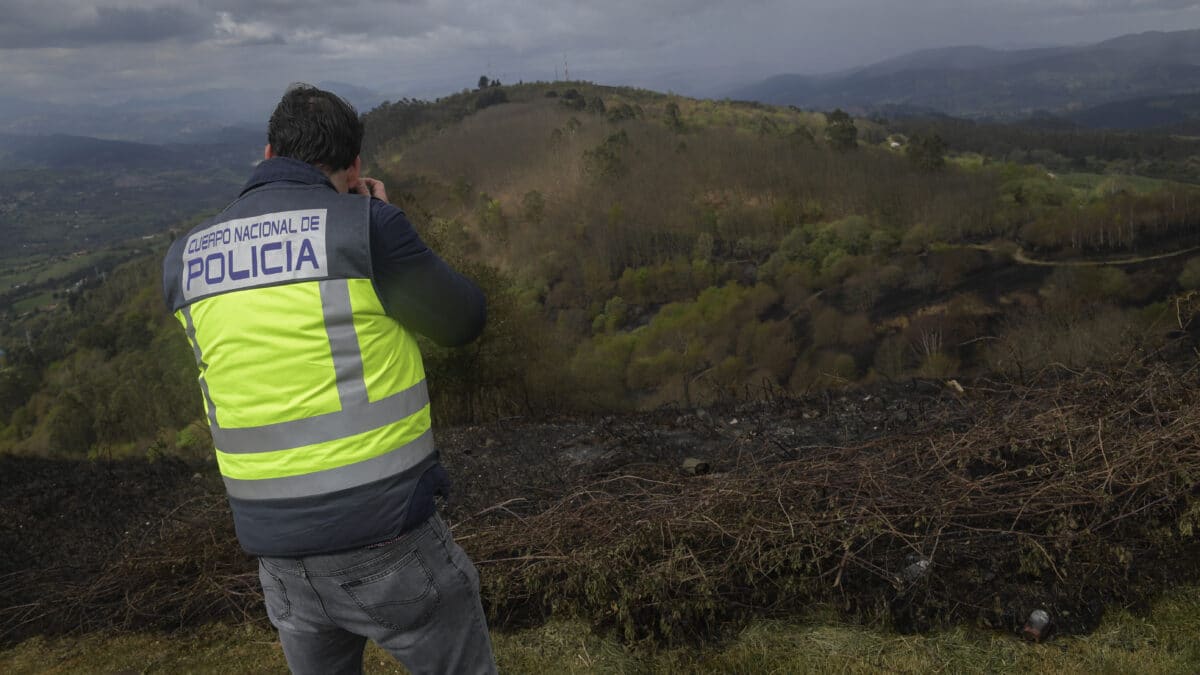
[264,144,274,160]
[347,156,362,184]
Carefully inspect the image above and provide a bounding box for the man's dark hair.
[268,83,364,171]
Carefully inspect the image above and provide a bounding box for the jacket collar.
[241,157,337,196]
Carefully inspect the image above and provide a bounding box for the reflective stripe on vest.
[221,429,434,499]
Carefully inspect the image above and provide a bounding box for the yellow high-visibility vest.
[163,182,436,556]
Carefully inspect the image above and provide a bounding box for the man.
[162,84,496,674]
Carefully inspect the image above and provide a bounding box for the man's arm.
[368,195,487,347]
